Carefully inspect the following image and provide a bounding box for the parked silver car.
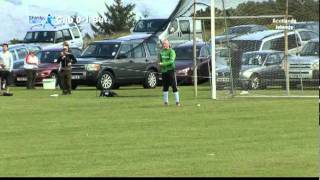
[288,38,319,86]
[216,50,286,89]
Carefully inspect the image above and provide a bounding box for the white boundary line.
[235,95,319,98]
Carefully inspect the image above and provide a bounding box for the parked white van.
[23,23,83,49]
[131,17,203,47]
[231,29,318,55]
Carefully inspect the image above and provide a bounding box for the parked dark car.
[12,47,82,87]
[71,34,160,90]
[216,50,286,89]
[215,24,268,45]
[174,41,228,85]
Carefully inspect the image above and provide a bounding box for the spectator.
[0,43,13,90]
[56,44,77,95]
[229,43,249,95]
[24,50,40,89]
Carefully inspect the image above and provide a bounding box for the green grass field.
[0,85,318,177]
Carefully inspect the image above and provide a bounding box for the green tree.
[91,0,136,35]
[275,0,319,21]
[9,39,23,44]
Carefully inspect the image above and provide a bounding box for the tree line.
[91,0,318,37]
[197,0,319,31]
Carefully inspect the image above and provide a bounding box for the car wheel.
[249,75,261,90]
[143,70,158,89]
[98,71,115,90]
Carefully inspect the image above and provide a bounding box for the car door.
[115,43,136,80]
[54,30,64,47]
[262,53,285,85]
[62,29,74,47]
[15,47,28,69]
[131,42,147,79]
[198,46,211,78]
[70,27,83,49]
[288,33,303,55]
[9,49,19,69]
[179,20,192,42]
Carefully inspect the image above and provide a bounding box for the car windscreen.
[133,19,168,33]
[24,31,55,43]
[174,46,200,60]
[39,51,60,63]
[242,53,267,65]
[300,41,319,57]
[81,43,121,59]
[293,24,307,29]
[231,40,262,52]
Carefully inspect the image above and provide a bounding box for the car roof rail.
[30,23,44,30]
[30,23,77,30]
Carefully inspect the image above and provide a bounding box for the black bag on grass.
[99,90,118,97]
[2,92,13,96]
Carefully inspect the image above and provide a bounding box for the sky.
[0,0,267,42]
[3,0,267,18]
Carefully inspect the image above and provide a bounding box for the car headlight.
[312,62,319,70]
[177,67,191,75]
[240,71,252,79]
[40,70,51,77]
[86,64,100,71]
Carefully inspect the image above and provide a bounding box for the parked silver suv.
[288,38,319,86]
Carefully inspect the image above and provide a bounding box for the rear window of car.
[28,46,41,54]
[40,51,61,63]
[24,31,55,43]
[174,46,201,60]
[62,29,72,41]
[16,48,28,60]
[146,40,159,56]
[242,53,267,65]
[82,43,120,59]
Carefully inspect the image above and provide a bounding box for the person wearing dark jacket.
[229,43,249,95]
[56,45,77,95]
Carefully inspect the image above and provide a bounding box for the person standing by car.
[0,43,13,90]
[24,50,39,89]
[159,39,181,107]
[56,44,77,95]
[229,43,249,95]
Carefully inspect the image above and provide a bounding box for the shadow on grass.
[108,95,159,98]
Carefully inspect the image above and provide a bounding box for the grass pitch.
[0,85,318,177]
